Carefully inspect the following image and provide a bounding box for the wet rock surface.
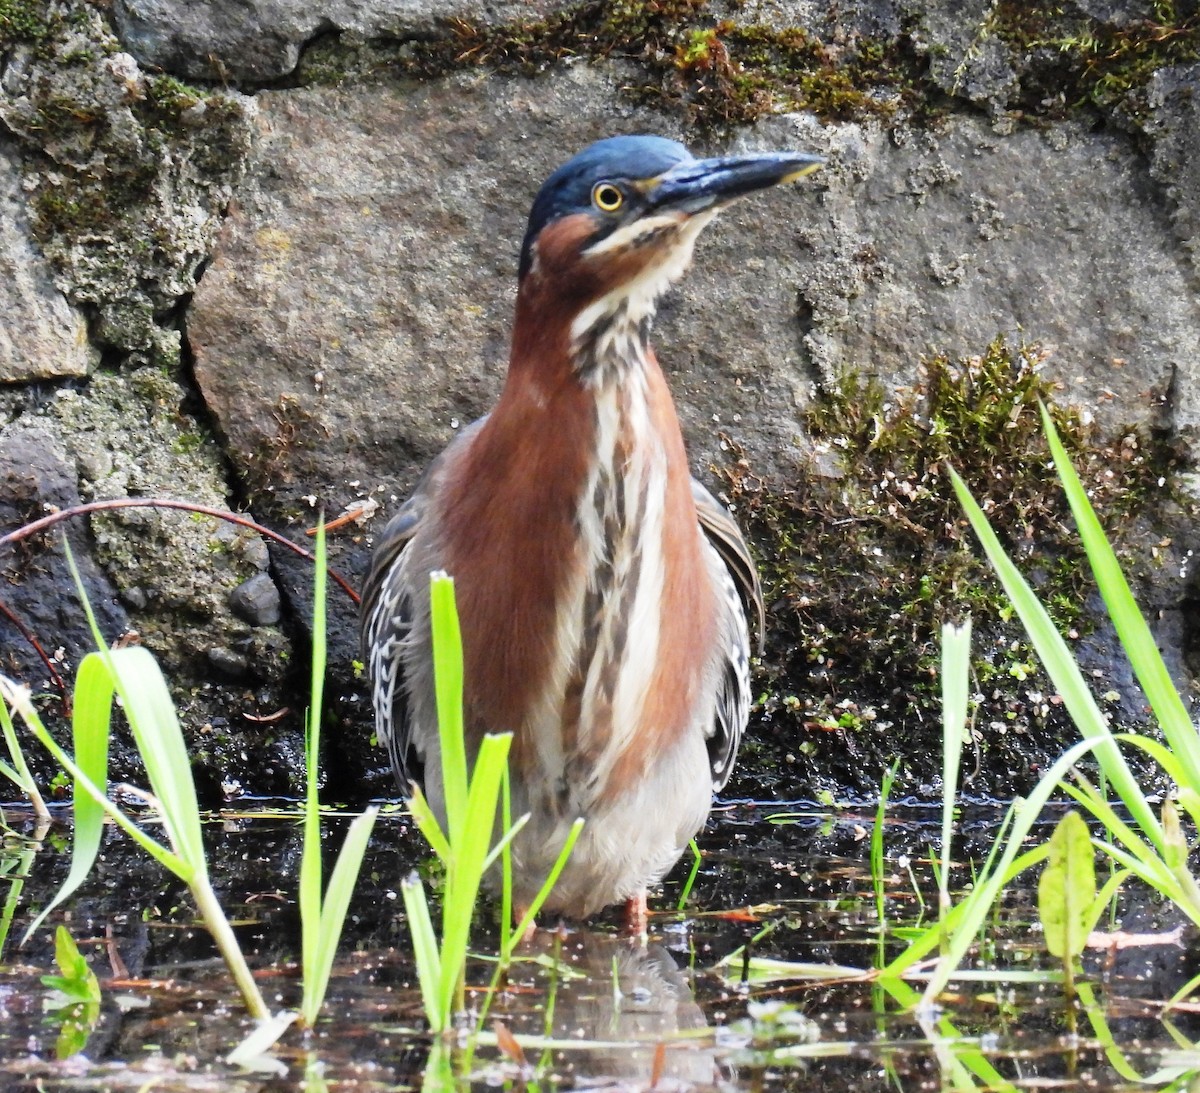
[1,0,1199,797]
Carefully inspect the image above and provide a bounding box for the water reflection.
[498,929,719,1087]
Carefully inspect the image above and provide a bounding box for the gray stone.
[229,571,283,626]
[800,115,1200,441]
[906,0,1023,109]
[207,644,251,677]
[0,140,90,383]
[2,370,291,681]
[1075,0,1160,22]
[1143,64,1200,271]
[112,0,568,82]
[1133,63,1200,445]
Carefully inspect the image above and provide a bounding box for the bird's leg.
[624,891,649,937]
[512,904,539,944]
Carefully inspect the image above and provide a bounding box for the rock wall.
[1,0,1198,798]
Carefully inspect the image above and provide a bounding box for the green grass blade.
[439,732,512,1015]
[0,690,47,819]
[508,818,584,953]
[13,653,193,939]
[947,465,1164,853]
[900,737,1120,1001]
[107,647,207,871]
[1041,403,1200,785]
[499,763,514,958]
[301,806,379,1024]
[0,756,22,789]
[872,758,900,932]
[939,619,971,920]
[47,652,117,927]
[676,839,703,911]
[3,674,184,941]
[430,573,468,837]
[480,812,530,873]
[407,786,451,863]
[300,519,328,1023]
[879,977,1019,1093]
[401,871,444,1033]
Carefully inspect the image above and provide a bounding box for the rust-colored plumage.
[361,135,823,923]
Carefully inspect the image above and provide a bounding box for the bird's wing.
[360,419,487,791]
[692,477,764,791]
[360,490,427,789]
[692,478,764,652]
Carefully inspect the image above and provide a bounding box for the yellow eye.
[592,182,624,213]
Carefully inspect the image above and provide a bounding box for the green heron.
[362,135,823,927]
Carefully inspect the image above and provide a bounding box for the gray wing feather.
[692,479,765,655]
[360,497,425,788]
[692,478,763,791]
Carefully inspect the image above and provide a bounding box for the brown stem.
[0,497,361,605]
[0,597,71,711]
[0,498,363,713]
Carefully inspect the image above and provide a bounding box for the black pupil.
[599,186,619,207]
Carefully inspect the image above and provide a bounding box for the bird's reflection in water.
[498,928,721,1089]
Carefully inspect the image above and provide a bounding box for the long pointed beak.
[645,151,825,215]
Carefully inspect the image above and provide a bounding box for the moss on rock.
[720,338,1192,799]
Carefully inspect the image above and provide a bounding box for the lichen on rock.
[0,1,255,367]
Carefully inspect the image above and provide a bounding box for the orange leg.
[512,905,540,944]
[624,891,649,937]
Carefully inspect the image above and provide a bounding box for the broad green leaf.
[1038,811,1096,960]
[301,806,379,1024]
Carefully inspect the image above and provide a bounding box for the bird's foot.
[511,905,540,945]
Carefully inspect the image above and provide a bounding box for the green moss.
[719,337,1188,795]
[672,21,930,125]
[987,2,1200,114]
[0,0,54,45]
[295,0,1198,131]
[297,0,934,129]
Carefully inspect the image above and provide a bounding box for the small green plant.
[2,544,271,1021]
[297,522,378,1028]
[40,925,101,1059]
[402,572,582,1037]
[1038,810,1102,1015]
[948,406,1200,930]
[890,403,1194,1004]
[1,524,378,1053]
[40,924,101,1003]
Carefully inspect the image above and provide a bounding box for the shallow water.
[1,800,1197,1091]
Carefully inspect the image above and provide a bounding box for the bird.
[361,134,824,929]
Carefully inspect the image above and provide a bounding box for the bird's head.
[517,135,824,335]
